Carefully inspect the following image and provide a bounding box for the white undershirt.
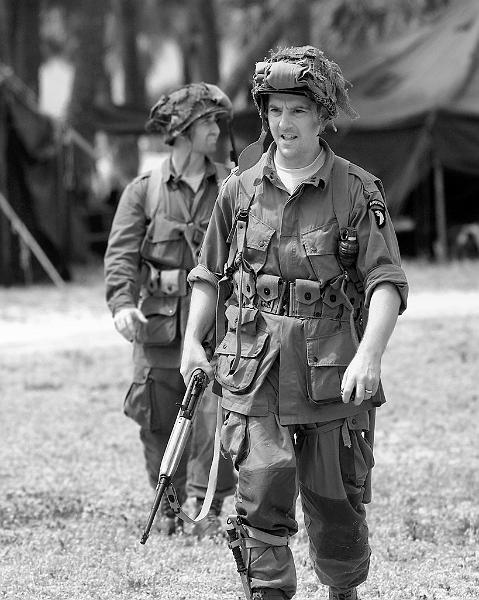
[182,172,204,193]
[274,149,325,195]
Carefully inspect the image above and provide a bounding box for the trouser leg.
[186,384,236,500]
[139,428,189,500]
[295,414,374,591]
[140,368,188,503]
[222,410,298,600]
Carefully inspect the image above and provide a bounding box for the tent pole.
[0,191,66,288]
[432,155,448,261]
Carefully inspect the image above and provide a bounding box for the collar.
[260,138,335,190]
[154,154,218,185]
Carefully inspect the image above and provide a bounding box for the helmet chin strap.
[172,135,194,179]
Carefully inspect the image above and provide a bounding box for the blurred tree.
[115,0,146,106]
[66,0,109,261]
[1,0,41,97]
[111,0,146,182]
[186,0,220,83]
[287,0,312,46]
[0,0,11,65]
[67,2,108,143]
[221,0,310,100]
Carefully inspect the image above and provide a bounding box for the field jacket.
[189,140,409,424]
[105,154,228,373]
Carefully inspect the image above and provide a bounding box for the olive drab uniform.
[105,154,236,503]
[189,139,408,598]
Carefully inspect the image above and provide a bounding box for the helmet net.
[252,45,358,121]
[146,83,233,143]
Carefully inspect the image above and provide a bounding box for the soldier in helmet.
[105,82,236,537]
[181,47,408,599]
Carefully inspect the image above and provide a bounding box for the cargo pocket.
[137,295,179,346]
[340,414,375,494]
[244,213,275,275]
[306,320,356,403]
[140,213,184,268]
[302,222,342,286]
[221,411,249,469]
[214,325,269,394]
[123,369,153,429]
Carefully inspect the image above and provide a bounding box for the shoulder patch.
[368,198,386,228]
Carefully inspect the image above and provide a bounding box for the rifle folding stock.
[139,369,208,544]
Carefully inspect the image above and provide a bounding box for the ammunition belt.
[251,274,354,319]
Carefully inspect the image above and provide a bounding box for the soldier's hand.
[113,307,148,342]
[180,339,214,385]
[340,350,380,406]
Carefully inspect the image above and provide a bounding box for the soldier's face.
[189,114,220,156]
[267,93,324,168]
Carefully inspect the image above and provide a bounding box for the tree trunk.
[221,0,307,101]
[114,0,145,182]
[186,0,220,83]
[67,2,107,139]
[5,0,41,96]
[287,0,312,47]
[116,0,146,107]
[66,1,108,262]
[0,0,11,65]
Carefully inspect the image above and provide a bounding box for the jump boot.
[251,589,286,600]
[329,588,358,600]
[193,496,224,538]
[156,493,182,535]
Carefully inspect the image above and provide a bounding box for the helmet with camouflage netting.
[145,82,233,144]
[236,45,358,174]
[252,45,358,123]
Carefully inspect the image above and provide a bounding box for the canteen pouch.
[137,295,179,346]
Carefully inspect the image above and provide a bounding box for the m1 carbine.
[140,369,208,544]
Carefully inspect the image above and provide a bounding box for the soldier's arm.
[341,282,401,405]
[342,170,408,405]
[104,177,149,314]
[180,281,217,384]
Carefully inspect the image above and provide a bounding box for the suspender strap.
[331,155,351,230]
[215,167,258,360]
[145,159,224,263]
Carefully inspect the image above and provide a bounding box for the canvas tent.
[230,0,479,257]
[0,66,71,285]
[325,0,479,257]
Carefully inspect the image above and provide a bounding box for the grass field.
[1,260,478,600]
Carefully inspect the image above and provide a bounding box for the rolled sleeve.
[188,264,221,289]
[351,179,409,314]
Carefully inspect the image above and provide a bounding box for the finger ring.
[365,389,373,394]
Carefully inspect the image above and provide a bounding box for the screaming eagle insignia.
[368,199,386,229]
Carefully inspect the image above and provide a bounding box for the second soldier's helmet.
[146,82,233,144]
[252,45,358,123]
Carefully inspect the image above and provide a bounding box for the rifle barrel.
[140,475,170,544]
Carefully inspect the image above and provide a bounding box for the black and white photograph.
[1,1,478,599]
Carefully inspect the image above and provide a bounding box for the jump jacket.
[189,140,409,424]
[105,154,228,372]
